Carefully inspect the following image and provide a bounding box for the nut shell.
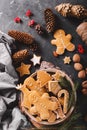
[73,54,80,62]
[82,80,87,88]
[78,70,86,78]
[84,115,87,122]
[74,63,83,71]
[82,88,87,95]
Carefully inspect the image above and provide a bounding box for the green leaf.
[58,77,72,92]
[57,112,82,130]
[74,82,80,91]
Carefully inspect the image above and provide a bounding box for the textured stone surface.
[0,0,87,122]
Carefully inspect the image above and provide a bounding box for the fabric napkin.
[0,31,29,130]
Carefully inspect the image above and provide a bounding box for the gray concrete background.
[0,0,87,121]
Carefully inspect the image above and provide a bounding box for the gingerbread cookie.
[29,92,58,120]
[37,70,52,87]
[24,76,46,95]
[48,111,57,122]
[51,29,75,55]
[48,81,61,95]
[16,62,31,77]
[50,96,65,119]
[30,54,41,66]
[17,85,41,109]
[17,84,31,109]
[52,70,65,81]
[58,89,69,114]
[63,56,71,64]
[17,70,73,123]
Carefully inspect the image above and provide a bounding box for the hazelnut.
[78,70,86,78]
[82,80,87,88]
[82,88,87,95]
[84,114,87,122]
[73,54,80,62]
[85,68,87,74]
[74,63,83,71]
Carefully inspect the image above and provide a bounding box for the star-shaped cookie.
[16,62,31,77]
[30,54,41,66]
[63,56,71,64]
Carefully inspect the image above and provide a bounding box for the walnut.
[78,70,86,79]
[82,80,87,95]
[73,54,80,62]
[82,80,87,88]
[74,63,83,71]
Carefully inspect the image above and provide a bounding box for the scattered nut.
[73,54,80,62]
[85,68,87,74]
[53,51,58,57]
[82,88,87,95]
[74,63,83,71]
[84,114,87,122]
[78,70,86,78]
[82,80,87,88]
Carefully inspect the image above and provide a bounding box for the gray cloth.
[0,31,29,130]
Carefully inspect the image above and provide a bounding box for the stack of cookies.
[17,69,76,125]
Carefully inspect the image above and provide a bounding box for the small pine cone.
[8,30,34,45]
[35,24,44,35]
[55,3,72,17]
[71,5,87,19]
[12,49,29,63]
[55,3,87,19]
[44,8,55,33]
[28,43,38,51]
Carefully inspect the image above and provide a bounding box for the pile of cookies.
[17,70,74,123]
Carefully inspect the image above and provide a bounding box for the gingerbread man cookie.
[51,29,75,55]
[24,76,46,95]
[29,92,58,120]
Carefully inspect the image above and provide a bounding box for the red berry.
[78,44,84,54]
[28,20,35,27]
[25,10,32,17]
[14,17,21,23]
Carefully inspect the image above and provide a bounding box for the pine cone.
[12,49,29,63]
[55,3,87,19]
[35,24,44,35]
[71,5,87,19]
[8,30,34,45]
[44,8,55,33]
[28,43,38,51]
[55,3,72,17]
